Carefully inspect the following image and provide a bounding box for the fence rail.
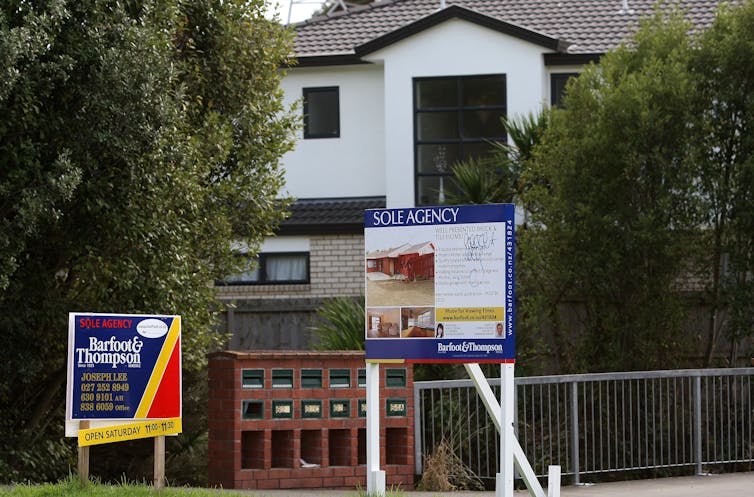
[414,368,754,484]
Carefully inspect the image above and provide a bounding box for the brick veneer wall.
[308,234,364,297]
[208,350,415,490]
[215,234,365,301]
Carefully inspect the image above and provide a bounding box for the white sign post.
[365,362,385,495]
[499,362,515,497]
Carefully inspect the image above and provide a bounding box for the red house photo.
[366,241,435,281]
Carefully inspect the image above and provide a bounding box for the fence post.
[694,375,703,475]
[570,381,580,485]
[414,383,422,475]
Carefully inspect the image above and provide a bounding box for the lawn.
[1,479,224,497]
[0,479,404,497]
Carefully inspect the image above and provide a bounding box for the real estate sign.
[364,204,514,363]
[66,313,182,444]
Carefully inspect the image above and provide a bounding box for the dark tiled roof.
[280,196,386,234]
[293,0,733,58]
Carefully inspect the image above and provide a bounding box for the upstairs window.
[303,86,340,138]
[414,75,507,206]
[221,252,310,285]
[550,72,579,107]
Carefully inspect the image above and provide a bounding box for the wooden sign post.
[154,435,166,490]
[78,421,90,486]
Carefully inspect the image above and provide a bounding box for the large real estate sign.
[364,204,514,363]
[66,313,182,445]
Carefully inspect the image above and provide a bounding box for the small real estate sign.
[364,204,514,363]
[65,313,182,445]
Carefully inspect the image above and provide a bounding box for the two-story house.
[216,0,730,349]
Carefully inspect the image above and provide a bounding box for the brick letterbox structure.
[208,350,415,490]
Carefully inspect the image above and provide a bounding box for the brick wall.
[309,234,364,297]
[208,350,415,490]
[215,234,365,301]
[213,234,366,350]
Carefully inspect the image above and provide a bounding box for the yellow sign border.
[78,417,182,447]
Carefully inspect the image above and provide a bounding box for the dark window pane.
[414,74,507,206]
[550,73,578,107]
[416,144,460,173]
[416,79,457,108]
[462,141,499,161]
[416,175,462,206]
[462,75,506,107]
[462,109,506,138]
[417,111,458,140]
[304,87,339,138]
[220,252,309,285]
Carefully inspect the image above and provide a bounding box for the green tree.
[0,0,295,482]
[444,110,551,374]
[691,1,754,366]
[522,10,700,372]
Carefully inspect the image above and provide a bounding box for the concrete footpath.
[219,472,754,497]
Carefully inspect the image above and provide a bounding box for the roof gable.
[355,5,567,57]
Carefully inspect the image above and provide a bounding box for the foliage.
[446,109,549,208]
[521,9,700,372]
[442,4,754,373]
[445,156,511,205]
[499,110,550,223]
[309,296,365,350]
[690,1,754,365]
[501,110,550,170]
[417,440,484,492]
[0,0,295,483]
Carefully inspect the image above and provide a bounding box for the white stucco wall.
[280,18,563,208]
[363,18,552,208]
[280,64,386,199]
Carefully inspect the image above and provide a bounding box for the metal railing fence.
[414,368,754,484]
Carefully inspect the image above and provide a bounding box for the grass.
[2,478,218,497]
[0,478,410,497]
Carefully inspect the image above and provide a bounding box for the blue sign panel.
[66,313,181,420]
[364,204,515,363]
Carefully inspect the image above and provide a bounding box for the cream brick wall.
[309,234,364,298]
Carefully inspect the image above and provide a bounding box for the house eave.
[277,223,366,236]
[288,53,369,68]
[545,52,603,66]
[275,196,386,236]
